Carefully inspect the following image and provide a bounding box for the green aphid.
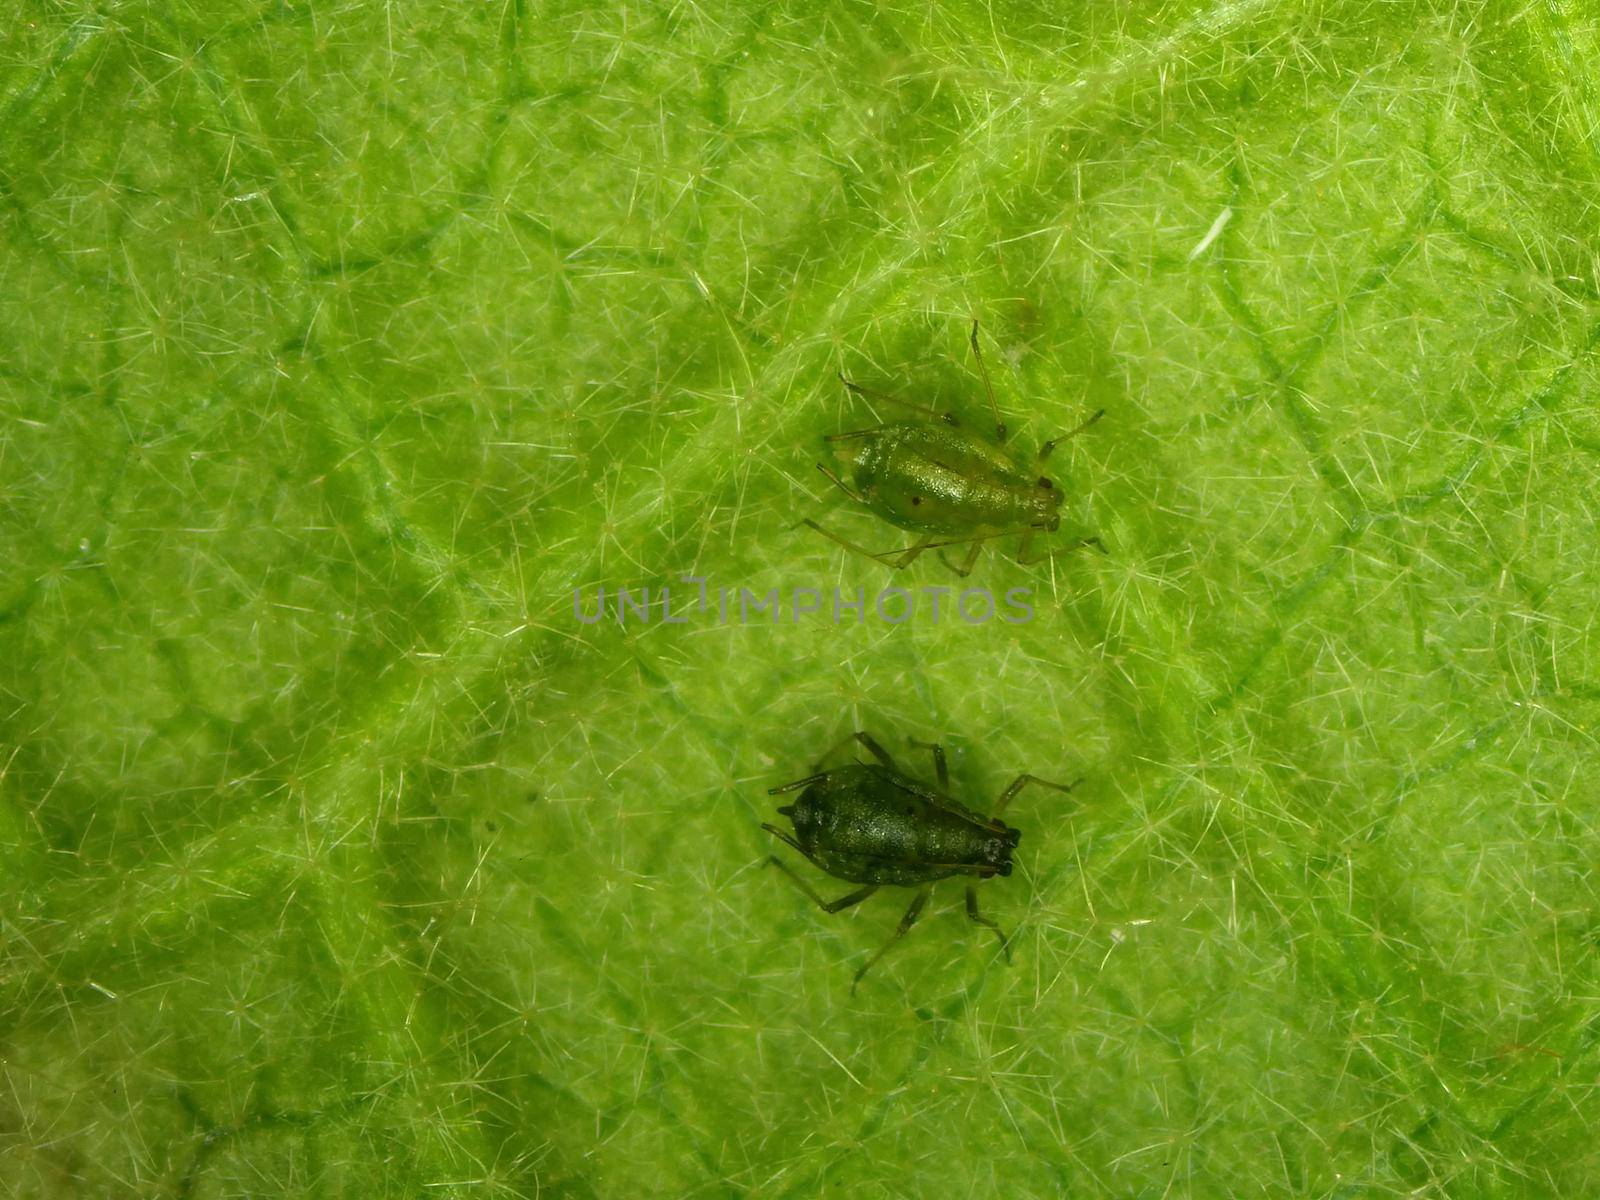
[805,320,1105,576]
[762,731,1079,992]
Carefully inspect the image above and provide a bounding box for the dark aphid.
[762,731,1079,992]
[804,320,1105,576]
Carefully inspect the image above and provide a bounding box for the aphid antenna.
[769,773,829,796]
[836,371,949,424]
[968,318,1008,443]
[823,427,892,443]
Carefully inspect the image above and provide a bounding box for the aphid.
[804,320,1105,576]
[762,730,1079,991]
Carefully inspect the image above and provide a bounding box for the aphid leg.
[968,319,1008,443]
[1016,531,1106,567]
[837,371,954,425]
[909,738,949,789]
[1037,408,1106,463]
[761,822,804,852]
[1075,535,1109,556]
[814,462,868,503]
[890,534,938,570]
[824,427,893,445]
[767,772,829,797]
[852,886,932,993]
[804,517,951,572]
[965,885,1011,962]
[800,518,901,567]
[937,541,984,578]
[808,730,897,771]
[991,773,1082,819]
[851,731,898,770]
[766,854,879,914]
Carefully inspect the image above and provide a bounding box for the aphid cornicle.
[804,320,1105,576]
[762,731,1079,991]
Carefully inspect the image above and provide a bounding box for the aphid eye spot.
[910,496,922,506]
[1038,477,1053,489]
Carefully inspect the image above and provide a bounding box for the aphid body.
[777,760,1020,887]
[762,731,1077,990]
[805,320,1103,575]
[843,418,1062,539]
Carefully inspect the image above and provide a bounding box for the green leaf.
[4,1,1599,1195]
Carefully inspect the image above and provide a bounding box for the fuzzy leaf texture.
[3,1,1599,1197]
